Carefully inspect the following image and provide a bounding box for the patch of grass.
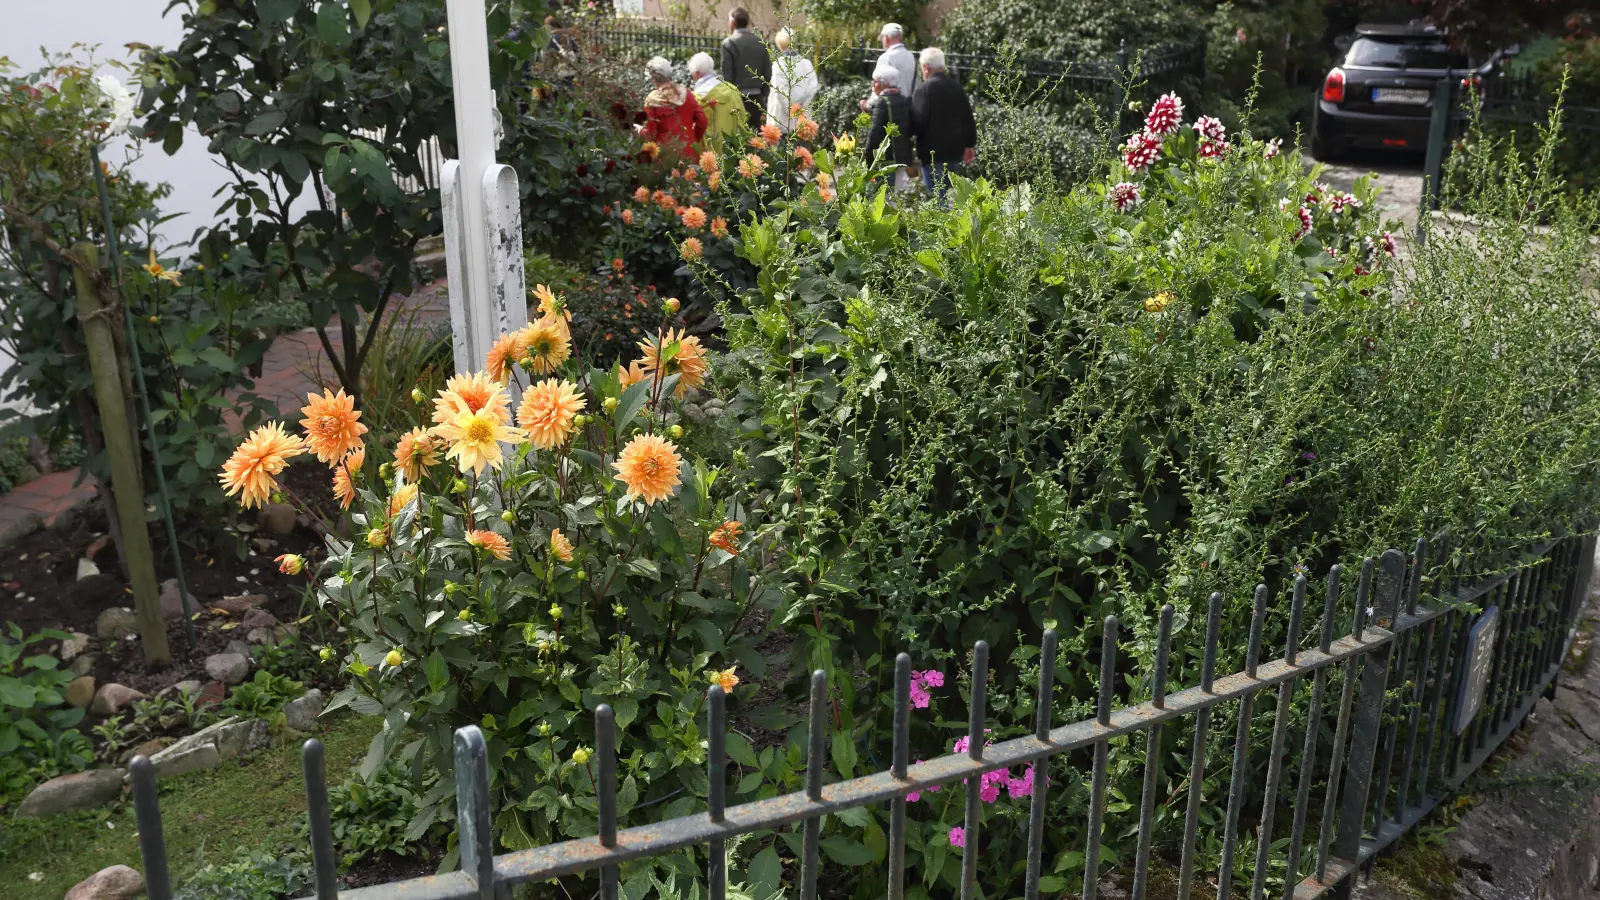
[0,714,381,900]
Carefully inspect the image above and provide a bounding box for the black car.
[1310,24,1491,159]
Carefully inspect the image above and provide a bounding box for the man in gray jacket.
[721,7,771,131]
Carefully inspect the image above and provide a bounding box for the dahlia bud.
[668,424,684,440]
[275,553,305,575]
[457,608,472,621]
[501,510,515,523]
[549,604,563,621]
[148,315,160,324]
[665,297,681,314]
[571,414,588,427]
[384,649,403,667]
[603,396,619,412]
[538,721,552,736]
[378,463,393,479]
[318,647,333,661]
[444,581,458,595]
[571,746,592,764]
[733,449,747,467]
[612,602,627,617]
[410,387,425,403]
[452,478,468,494]
[576,569,589,582]
[366,528,387,548]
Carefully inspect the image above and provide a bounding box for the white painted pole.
[444,0,497,371]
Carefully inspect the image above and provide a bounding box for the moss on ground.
[0,713,380,900]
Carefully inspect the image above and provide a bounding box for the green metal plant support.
[89,144,195,648]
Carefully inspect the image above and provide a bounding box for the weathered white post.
[442,0,528,377]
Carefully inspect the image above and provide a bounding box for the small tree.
[138,0,537,407]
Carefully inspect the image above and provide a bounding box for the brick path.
[0,281,449,544]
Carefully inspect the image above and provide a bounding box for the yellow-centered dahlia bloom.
[394,428,441,482]
[638,328,709,397]
[613,433,683,504]
[517,317,571,376]
[299,388,367,465]
[219,422,305,509]
[332,446,365,510]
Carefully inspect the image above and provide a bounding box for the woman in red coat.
[639,56,706,157]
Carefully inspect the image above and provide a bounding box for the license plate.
[1372,87,1430,104]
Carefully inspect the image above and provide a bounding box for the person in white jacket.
[766,28,819,134]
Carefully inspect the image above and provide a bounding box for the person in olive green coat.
[688,52,746,153]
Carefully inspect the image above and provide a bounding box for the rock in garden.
[63,864,143,900]
[68,652,98,676]
[65,675,96,709]
[250,537,278,553]
[225,638,251,658]
[18,768,125,816]
[260,501,297,536]
[95,607,139,641]
[216,718,270,757]
[213,593,265,616]
[283,689,325,732]
[59,631,91,662]
[149,743,221,779]
[118,738,170,765]
[90,683,145,715]
[240,607,279,630]
[0,509,42,544]
[159,578,196,620]
[195,681,226,707]
[75,558,100,581]
[204,652,249,685]
[160,680,202,699]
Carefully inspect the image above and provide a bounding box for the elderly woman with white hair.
[687,51,746,151]
[765,28,818,134]
[863,63,915,190]
[639,55,706,158]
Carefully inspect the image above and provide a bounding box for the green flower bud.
[411,387,426,403]
[576,569,588,582]
[538,721,552,736]
[733,449,747,468]
[444,581,458,595]
[453,478,468,494]
[603,396,619,413]
[384,649,403,667]
[379,463,393,479]
[668,424,684,440]
[458,608,472,621]
[501,510,515,523]
[319,647,333,661]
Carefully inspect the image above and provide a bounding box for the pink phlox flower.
[906,789,921,802]
[919,670,945,688]
[1264,137,1282,159]
[1007,765,1036,799]
[952,735,969,754]
[1192,115,1226,142]
[1109,181,1142,211]
[1122,131,1161,172]
[948,826,966,848]
[1144,93,1184,136]
[909,683,931,709]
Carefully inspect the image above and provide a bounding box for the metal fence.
[124,534,1593,900]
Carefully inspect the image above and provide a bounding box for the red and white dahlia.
[1197,139,1229,159]
[1379,231,1397,257]
[1192,115,1226,142]
[1109,181,1142,211]
[1144,93,1185,136]
[1295,206,1313,239]
[1264,137,1282,160]
[1122,131,1161,172]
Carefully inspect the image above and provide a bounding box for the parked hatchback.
[1310,24,1489,159]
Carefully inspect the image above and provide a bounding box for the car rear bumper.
[1313,100,1432,151]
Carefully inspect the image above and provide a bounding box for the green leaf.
[244,109,286,136]
[1037,876,1067,893]
[725,732,759,769]
[747,846,782,897]
[612,696,638,730]
[820,836,876,867]
[613,377,653,434]
[425,650,448,693]
[349,0,371,28]
[258,0,298,24]
[830,725,857,778]
[317,2,350,46]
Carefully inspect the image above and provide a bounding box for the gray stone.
[160,716,238,760]
[17,768,125,816]
[250,537,279,553]
[90,683,144,716]
[65,675,96,709]
[225,638,251,658]
[0,509,42,545]
[160,680,202,700]
[240,607,279,630]
[76,558,100,581]
[95,607,139,641]
[118,738,170,766]
[148,743,221,779]
[283,689,325,732]
[63,864,144,900]
[214,594,265,617]
[158,578,195,620]
[68,652,98,676]
[204,652,249,685]
[260,501,297,536]
[59,631,92,662]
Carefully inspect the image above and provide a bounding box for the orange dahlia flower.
[680,237,703,261]
[388,481,419,518]
[793,146,814,170]
[795,116,819,142]
[550,528,574,562]
[613,433,683,504]
[759,123,782,147]
[394,427,441,482]
[621,208,635,225]
[465,529,512,560]
[709,216,729,239]
[517,378,586,450]
[698,150,718,171]
[709,520,742,555]
[638,328,708,397]
[299,388,367,465]
[679,206,707,230]
[486,329,533,383]
[708,170,722,192]
[617,359,650,391]
[633,186,650,204]
[432,372,507,425]
[737,154,765,178]
[332,446,365,510]
[219,422,305,509]
[517,317,572,376]
[434,404,523,475]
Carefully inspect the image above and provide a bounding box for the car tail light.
[1318,68,1344,102]
[1322,68,1345,103]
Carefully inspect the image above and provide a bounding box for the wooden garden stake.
[72,241,170,669]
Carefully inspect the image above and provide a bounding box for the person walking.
[860,23,917,114]
[639,56,707,158]
[720,7,770,132]
[766,28,818,135]
[863,64,914,191]
[910,47,976,203]
[688,52,746,152]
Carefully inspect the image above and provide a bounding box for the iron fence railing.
[124,534,1593,900]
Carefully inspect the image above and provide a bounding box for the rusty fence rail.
[125,535,1594,900]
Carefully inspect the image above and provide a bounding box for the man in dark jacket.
[863,65,915,191]
[910,47,976,203]
[721,7,771,131]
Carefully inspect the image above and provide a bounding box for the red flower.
[1123,131,1161,172]
[576,163,589,177]
[1144,93,1184,136]
[1108,181,1141,211]
[581,185,598,198]
[1192,116,1227,142]
[604,159,616,174]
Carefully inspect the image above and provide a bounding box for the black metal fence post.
[129,755,173,900]
[455,725,499,900]
[1331,549,1408,898]
[303,739,339,900]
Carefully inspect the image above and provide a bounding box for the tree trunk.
[72,243,169,669]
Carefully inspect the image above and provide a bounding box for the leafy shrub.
[220,671,305,721]
[173,849,314,900]
[568,271,669,371]
[0,625,91,806]
[311,764,438,867]
[939,0,1194,60]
